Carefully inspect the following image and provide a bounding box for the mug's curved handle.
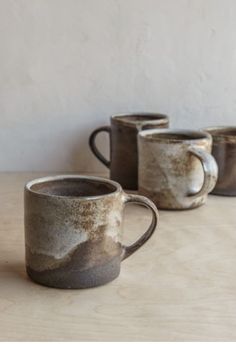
[187,146,218,198]
[89,126,111,168]
[122,193,159,260]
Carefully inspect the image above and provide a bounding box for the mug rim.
[203,126,236,142]
[25,174,122,200]
[138,128,211,143]
[111,112,169,127]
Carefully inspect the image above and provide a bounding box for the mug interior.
[140,130,208,143]
[205,127,236,138]
[27,176,118,198]
[113,113,168,125]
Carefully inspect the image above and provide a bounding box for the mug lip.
[111,112,169,127]
[138,128,212,143]
[202,126,236,142]
[25,174,122,200]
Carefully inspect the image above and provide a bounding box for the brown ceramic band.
[121,193,159,260]
[187,146,218,198]
[89,126,111,168]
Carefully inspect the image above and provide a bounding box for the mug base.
[153,201,205,211]
[138,188,206,210]
[26,256,121,289]
[211,189,236,196]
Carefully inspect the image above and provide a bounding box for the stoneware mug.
[138,129,218,210]
[89,113,169,190]
[24,175,159,289]
[203,126,236,196]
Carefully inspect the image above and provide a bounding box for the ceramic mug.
[89,113,169,190]
[24,175,159,289]
[203,126,236,196]
[138,129,218,210]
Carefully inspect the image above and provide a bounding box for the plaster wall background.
[0,0,235,172]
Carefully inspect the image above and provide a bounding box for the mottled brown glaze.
[24,175,159,289]
[89,113,169,190]
[203,127,236,196]
[138,129,218,210]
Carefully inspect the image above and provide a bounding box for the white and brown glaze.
[203,127,236,196]
[138,129,218,210]
[24,175,159,289]
[89,113,169,190]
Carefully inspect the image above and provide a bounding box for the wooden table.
[1,172,236,341]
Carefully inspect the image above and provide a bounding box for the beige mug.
[138,129,218,210]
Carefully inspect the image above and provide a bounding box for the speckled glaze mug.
[89,113,169,190]
[24,175,158,289]
[203,126,236,196]
[138,129,218,210]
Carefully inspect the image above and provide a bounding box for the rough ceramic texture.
[89,113,169,190]
[203,127,236,196]
[138,129,218,210]
[24,175,158,289]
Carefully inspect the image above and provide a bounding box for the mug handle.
[121,193,159,260]
[187,146,218,198]
[89,126,111,168]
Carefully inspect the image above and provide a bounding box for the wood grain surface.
[0,172,236,341]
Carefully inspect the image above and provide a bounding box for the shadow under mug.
[203,126,236,196]
[24,175,159,289]
[138,129,218,210]
[89,113,169,190]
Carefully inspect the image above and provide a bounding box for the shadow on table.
[0,260,33,285]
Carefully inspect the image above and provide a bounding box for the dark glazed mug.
[138,129,218,210]
[89,113,169,190]
[24,175,159,289]
[203,126,236,196]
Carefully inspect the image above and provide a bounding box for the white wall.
[0,0,236,172]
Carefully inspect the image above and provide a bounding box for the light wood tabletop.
[0,172,236,341]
